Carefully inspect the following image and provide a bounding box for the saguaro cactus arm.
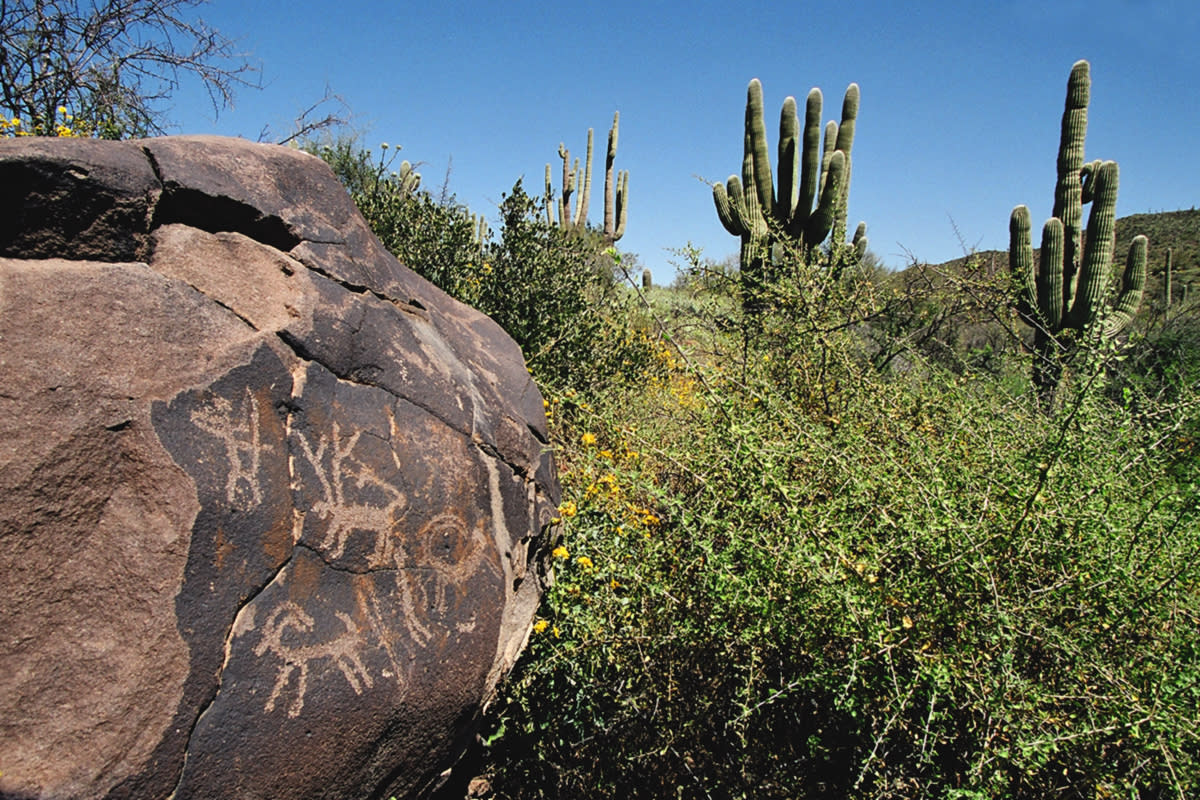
[1009,205,1037,320]
[578,127,594,227]
[852,221,869,261]
[805,149,846,248]
[1039,218,1066,330]
[1065,160,1120,329]
[557,143,574,227]
[795,88,824,231]
[1104,236,1147,337]
[611,168,628,242]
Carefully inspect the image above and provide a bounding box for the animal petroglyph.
[253,602,375,718]
[191,388,272,508]
[294,418,407,569]
[259,403,507,712]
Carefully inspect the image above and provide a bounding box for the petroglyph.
[191,388,272,508]
[260,399,507,714]
[253,602,374,718]
[294,417,407,569]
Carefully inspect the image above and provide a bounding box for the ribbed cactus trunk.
[1009,61,1147,409]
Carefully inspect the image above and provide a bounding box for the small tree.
[0,0,258,138]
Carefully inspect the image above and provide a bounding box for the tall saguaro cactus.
[602,111,628,245]
[1009,60,1147,404]
[544,111,627,244]
[713,78,867,308]
[549,130,593,229]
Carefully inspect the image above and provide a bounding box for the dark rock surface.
[0,135,559,800]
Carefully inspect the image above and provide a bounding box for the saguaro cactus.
[1009,60,1147,403]
[550,131,592,229]
[395,159,421,196]
[1164,248,1174,309]
[713,78,866,304]
[544,111,627,244]
[602,111,628,244]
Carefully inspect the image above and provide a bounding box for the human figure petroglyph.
[253,602,375,718]
[191,388,271,507]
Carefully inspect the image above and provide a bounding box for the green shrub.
[312,141,655,392]
[470,181,655,390]
[308,138,486,301]
[313,136,1198,800]
[482,249,1200,799]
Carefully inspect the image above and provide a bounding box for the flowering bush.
[478,245,1200,799]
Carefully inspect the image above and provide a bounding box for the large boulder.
[0,136,559,800]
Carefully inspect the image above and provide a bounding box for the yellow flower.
[576,556,594,569]
[558,500,577,518]
[532,619,550,634]
[552,545,569,559]
[581,432,597,446]
[598,449,613,460]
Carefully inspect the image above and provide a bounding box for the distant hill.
[921,208,1200,310]
[1116,209,1200,306]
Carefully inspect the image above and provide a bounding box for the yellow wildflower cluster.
[531,618,560,637]
[539,411,671,644]
[542,388,594,426]
[654,344,679,371]
[0,108,92,138]
[585,472,621,500]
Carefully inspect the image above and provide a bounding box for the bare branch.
[266,85,351,146]
[0,0,259,136]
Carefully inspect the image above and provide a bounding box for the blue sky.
[169,0,1200,284]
